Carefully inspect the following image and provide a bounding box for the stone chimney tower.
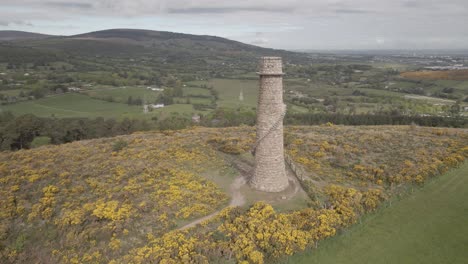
[250,57,289,192]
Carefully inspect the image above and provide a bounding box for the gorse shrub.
[112,139,128,152]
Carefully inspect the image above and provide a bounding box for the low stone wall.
[285,154,307,181]
[285,154,320,204]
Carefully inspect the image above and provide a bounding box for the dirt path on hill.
[177,175,246,230]
[177,157,306,231]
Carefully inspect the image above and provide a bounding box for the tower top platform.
[257,57,284,75]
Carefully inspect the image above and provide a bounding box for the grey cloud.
[167,6,295,14]
[250,38,269,46]
[249,32,269,46]
[402,1,422,8]
[334,8,374,14]
[4,0,462,17]
[0,20,33,27]
[45,2,93,9]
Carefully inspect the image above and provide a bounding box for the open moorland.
[1,125,466,263]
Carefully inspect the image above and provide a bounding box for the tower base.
[249,178,289,193]
[250,159,289,193]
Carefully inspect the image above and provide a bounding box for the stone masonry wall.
[250,57,289,192]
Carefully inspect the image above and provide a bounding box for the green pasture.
[0,84,219,120]
[0,93,145,119]
[0,89,23,96]
[182,87,211,97]
[84,86,162,103]
[174,97,212,105]
[147,104,203,116]
[285,162,468,264]
[190,78,259,108]
[0,93,205,119]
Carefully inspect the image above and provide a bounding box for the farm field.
[84,86,162,103]
[391,79,468,103]
[2,72,466,120]
[0,89,22,96]
[0,93,203,119]
[190,78,259,108]
[403,94,456,104]
[0,125,466,263]
[182,87,211,97]
[401,69,468,81]
[286,162,468,264]
[0,93,145,119]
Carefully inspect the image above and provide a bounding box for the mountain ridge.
[0,30,54,41]
[0,28,297,59]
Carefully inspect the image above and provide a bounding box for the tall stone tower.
[250,57,289,192]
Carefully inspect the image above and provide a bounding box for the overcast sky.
[1,0,467,50]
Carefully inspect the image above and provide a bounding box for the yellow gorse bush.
[0,126,466,263]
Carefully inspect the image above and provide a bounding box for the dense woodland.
[0,113,150,150]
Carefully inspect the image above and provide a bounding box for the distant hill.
[0,30,54,41]
[0,29,302,61]
[72,29,249,47]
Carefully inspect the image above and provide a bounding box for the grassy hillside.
[0,125,466,263]
[286,162,468,264]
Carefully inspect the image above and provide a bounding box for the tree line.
[285,112,467,128]
[0,113,152,151]
[0,110,466,151]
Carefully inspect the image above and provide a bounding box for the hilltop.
[0,31,53,41]
[0,28,301,60]
[0,125,466,263]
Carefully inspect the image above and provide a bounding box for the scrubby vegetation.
[401,70,468,81]
[0,125,466,263]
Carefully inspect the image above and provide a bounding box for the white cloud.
[1,0,467,49]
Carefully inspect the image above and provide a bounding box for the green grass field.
[85,86,162,103]
[0,89,23,96]
[0,93,145,118]
[0,93,204,119]
[285,162,468,264]
[2,76,463,119]
[190,78,317,112]
[183,87,211,97]
[189,78,259,108]
[174,97,212,105]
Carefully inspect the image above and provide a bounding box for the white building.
[146,87,164,92]
[68,87,81,92]
[152,104,165,108]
